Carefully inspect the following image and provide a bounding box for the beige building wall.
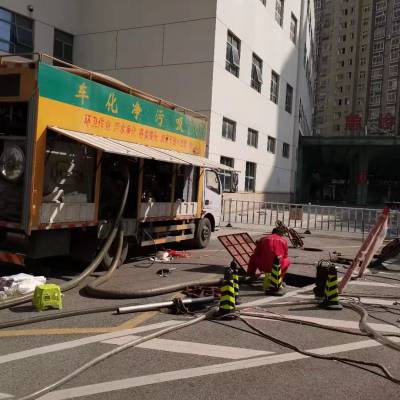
[315,0,373,136]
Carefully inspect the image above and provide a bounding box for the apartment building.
[365,0,400,135]
[0,0,315,202]
[314,0,374,136]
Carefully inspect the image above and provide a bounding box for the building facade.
[366,0,400,135]
[0,0,315,202]
[315,0,400,137]
[314,0,373,136]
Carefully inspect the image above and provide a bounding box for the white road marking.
[348,280,400,288]
[0,320,181,366]
[0,394,13,399]
[238,283,316,308]
[244,314,400,334]
[38,337,400,400]
[293,293,399,305]
[102,336,273,359]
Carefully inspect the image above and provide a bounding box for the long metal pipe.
[117,296,215,314]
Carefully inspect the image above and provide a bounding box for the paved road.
[1,230,400,400]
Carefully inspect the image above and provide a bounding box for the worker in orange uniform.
[247,228,291,280]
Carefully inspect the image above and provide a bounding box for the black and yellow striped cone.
[313,261,330,300]
[265,256,284,296]
[262,272,271,291]
[322,266,343,310]
[217,267,236,316]
[230,261,240,305]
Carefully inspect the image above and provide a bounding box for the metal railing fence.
[221,200,400,238]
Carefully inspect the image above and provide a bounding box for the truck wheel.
[100,236,129,270]
[193,218,211,249]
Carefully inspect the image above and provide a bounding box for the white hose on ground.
[15,312,209,400]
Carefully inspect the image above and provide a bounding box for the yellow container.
[33,284,62,311]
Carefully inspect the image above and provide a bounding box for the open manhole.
[302,247,324,252]
[284,273,315,287]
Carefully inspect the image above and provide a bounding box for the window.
[387,92,397,104]
[371,81,382,93]
[374,27,385,39]
[0,7,33,54]
[282,143,290,158]
[375,15,386,26]
[205,170,220,194]
[226,31,240,77]
[372,53,384,65]
[267,136,276,154]
[392,38,400,49]
[393,22,400,35]
[372,68,383,79]
[359,71,365,79]
[220,157,235,192]
[251,53,263,92]
[275,0,284,26]
[369,109,380,121]
[373,41,384,52]
[388,78,398,91]
[389,64,399,76]
[290,13,297,43]
[361,44,367,52]
[270,71,280,104]
[370,94,381,106]
[376,1,387,12]
[53,29,73,64]
[245,162,256,192]
[247,128,258,148]
[222,117,236,141]
[285,83,293,113]
[386,106,396,115]
[360,58,366,66]
[391,49,400,61]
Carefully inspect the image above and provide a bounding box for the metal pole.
[118,296,215,314]
[226,199,233,227]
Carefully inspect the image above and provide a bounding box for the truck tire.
[193,218,212,249]
[100,236,129,270]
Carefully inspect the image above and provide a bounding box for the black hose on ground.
[0,167,130,311]
[84,274,223,299]
[238,316,400,385]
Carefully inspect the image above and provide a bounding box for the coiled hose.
[0,168,130,311]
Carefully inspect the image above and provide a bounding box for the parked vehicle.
[0,54,233,266]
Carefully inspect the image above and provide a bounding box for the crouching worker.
[247,228,291,294]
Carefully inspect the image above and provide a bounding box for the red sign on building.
[379,113,395,130]
[346,114,362,131]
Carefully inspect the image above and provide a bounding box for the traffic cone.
[216,267,236,316]
[313,260,330,301]
[262,273,271,291]
[265,256,284,296]
[321,265,343,310]
[230,261,240,305]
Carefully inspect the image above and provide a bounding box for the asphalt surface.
[0,227,400,400]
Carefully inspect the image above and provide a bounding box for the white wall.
[73,1,217,112]
[0,0,82,56]
[209,0,308,200]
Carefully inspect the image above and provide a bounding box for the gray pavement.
[0,227,400,399]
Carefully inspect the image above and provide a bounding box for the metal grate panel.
[218,232,256,273]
